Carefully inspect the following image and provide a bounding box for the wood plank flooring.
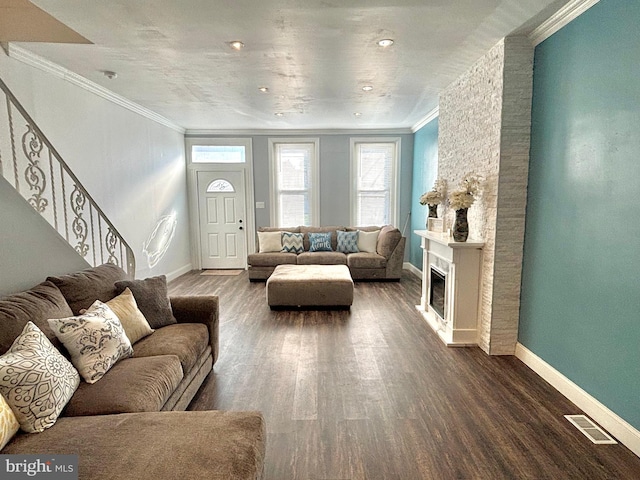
[169,270,640,479]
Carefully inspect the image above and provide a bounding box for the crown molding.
[7,44,185,134]
[529,0,600,46]
[185,127,413,137]
[411,107,439,133]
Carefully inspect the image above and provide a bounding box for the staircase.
[0,77,135,277]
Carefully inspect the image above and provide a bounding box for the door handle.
[239,226,243,230]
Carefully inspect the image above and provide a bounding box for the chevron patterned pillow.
[281,232,304,253]
[337,230,359,253]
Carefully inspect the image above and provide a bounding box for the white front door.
[197,170,247,269]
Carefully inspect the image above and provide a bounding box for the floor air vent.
[565,415,618,444]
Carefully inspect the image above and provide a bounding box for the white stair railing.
[0,77,135,277]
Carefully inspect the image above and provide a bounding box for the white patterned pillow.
[48,301,133,384]
[0,322,80,433]
[258,231,282,253]
[0,393,20,450]
[281,232,304,254]
[336,230,359,253]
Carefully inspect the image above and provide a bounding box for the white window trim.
[349,137,401,227]
[268,138,320,227]
[185,137,255,267]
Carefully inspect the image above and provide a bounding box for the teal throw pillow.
[309,232,333,252]
[336,230,359,253]
[281,232,304,254]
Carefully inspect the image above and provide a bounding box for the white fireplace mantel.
[414,230,484,347]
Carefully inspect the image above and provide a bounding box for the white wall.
[0,49,191,291]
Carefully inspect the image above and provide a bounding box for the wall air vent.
[564,415,618,444]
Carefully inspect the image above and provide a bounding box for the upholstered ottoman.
[266,264,354,308]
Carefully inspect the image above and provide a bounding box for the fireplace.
[429,267,446,319]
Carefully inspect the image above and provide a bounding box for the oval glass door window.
[207,179,235,192]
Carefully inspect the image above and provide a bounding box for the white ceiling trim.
[529,0,600,46]
[7,44,185,134]
[185,128,413,137]
[411,107,439,133]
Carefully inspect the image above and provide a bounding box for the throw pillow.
[48,301,133,384]
[114,276,176,329]
[105,288,154,344]
[336,230,359,253]
[0,393,20,450]
[309,232,333,252]
[281,232,304,254]
[0,322,79,433]
[257,231,282,253]
[357,229,380,253]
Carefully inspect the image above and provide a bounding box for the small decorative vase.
[453,208,469,242]
[428,204,438,218]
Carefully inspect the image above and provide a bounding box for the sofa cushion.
[357,229,380,253]
[47,263,127,315]
[309,232,333,252]
[347,252,387,269]
[0,280,72,356]
[281,232,304,253]
[297,252,347,265]
[257,231,282,253]
[247,252,297,267]
[3,411,266,480]
[0,393,19,450]
[259,226,299,233]
[377,225,402,258]
[49,301,133,384]
[0,322,79,433]
[336,230,359,253]
[104,288,154,344]
[300,226,345,251]
[115,276,177,329]
[64,355,183,416]
[132,323,209,374]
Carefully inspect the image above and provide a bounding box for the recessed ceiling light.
[258,87,269,93]
[274,112,284,117]
[354,112,362,117]
[229,41,245,50]
[377,39,394,47]
[362,85,373,91]
[103,70,117,80]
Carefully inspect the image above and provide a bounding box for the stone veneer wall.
[438,36,533,355]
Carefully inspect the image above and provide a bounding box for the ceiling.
[9,0,571,131]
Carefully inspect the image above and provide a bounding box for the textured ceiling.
[17,0,570,130]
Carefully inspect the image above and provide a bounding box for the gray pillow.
[114,276,177,329]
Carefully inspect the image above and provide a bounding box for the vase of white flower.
[420,179,447,228]
[453,208,469,242]
[449,174,481,243]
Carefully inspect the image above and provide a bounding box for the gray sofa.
[0,264,265,479]
[248,225,406,281]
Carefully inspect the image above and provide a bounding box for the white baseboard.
[403,262,422,278]
[515,343,640,458]
[166,263,193,282]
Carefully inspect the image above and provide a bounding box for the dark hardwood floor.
[169,270,640,480]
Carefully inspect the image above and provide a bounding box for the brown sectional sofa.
[0,264,266,479]
[248,225,406,281]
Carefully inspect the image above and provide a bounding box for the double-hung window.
[351,138,400,226]
[269,138,319,227]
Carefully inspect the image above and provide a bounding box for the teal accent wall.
[409,118,438,268]
[520,0,640,430]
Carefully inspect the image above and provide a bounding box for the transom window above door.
[191,145,246,163]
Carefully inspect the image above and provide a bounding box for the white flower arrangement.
[419,179,447,206]
[449,174,481,210]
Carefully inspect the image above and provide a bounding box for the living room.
[0,0,639,478]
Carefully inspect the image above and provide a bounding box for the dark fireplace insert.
[429,267,446,319]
